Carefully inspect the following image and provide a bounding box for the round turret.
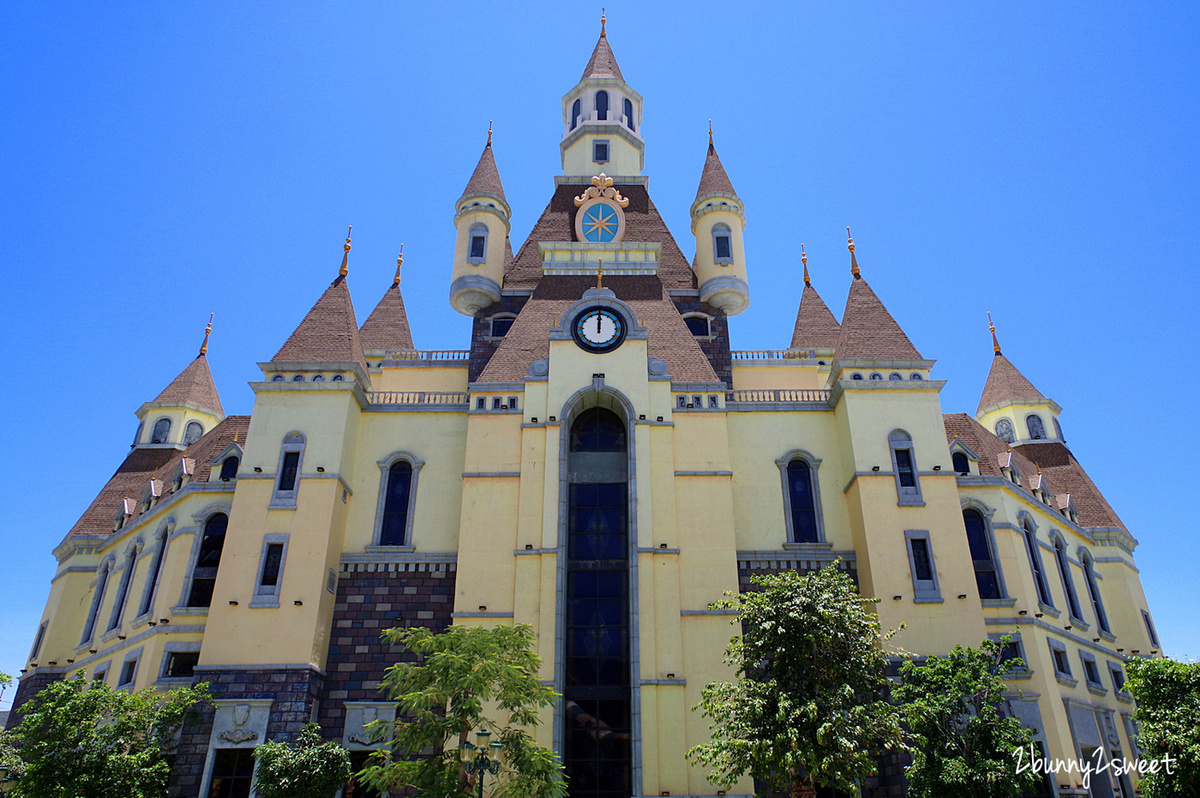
[691,136,749,315]
[449,136,511,316]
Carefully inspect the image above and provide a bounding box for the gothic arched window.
[594,90,609,121]
[184,421,204,445]
[380,461,413,546]
[1026,414,1046,440]
[785,459,820,543]
[151,418,172,444]
[995,418,1016,443]
[962,509,1002,599]
[187,512,229,607]
[623,97,635,131]
[571,98,581,129]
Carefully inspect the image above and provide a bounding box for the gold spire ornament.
[200,313,214,355]
[708,119,713,146]
[988,311,1001,354]
[339,226,352,277]
[801,244,810,286]
[597,258,603,290]
[487,121,492,146]
[394,244,404,287]
[601,8,607,36]
[847,227,860,278]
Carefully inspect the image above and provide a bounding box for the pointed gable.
[977,353,1046,415]
[360,285,415,351]
[461,141,507,202]
[272,275,367,370]
[154,354,224,416]
[790,284,841,350]
[695,141,737,200]
[581,30,624,82]
[834,276,922,359]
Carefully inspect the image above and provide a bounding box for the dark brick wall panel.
[670,296,732,386]
[469,296,531,382]
[4,670,64,730]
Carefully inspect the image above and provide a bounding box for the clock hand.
[596,314,602,335]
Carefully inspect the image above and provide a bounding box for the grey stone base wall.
[4,670,64,730]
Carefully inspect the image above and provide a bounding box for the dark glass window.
[219,456,239,480]
[165,651,199,678]
[119,659,137,686]
[260,543,284,587]
[595,90,609,120]
[81,566,110,642]
[570,408,626,453]
[380,461,412,545]
[151,418,171,444]
[1055,540,1082,619]
[1083,657,1101,685]
[1051,647,1070,676]
[1026,414,1046,440]
[998,639,1024,669]
[491,316,514,337]
[469,234,486,259]
[963,509,1001,599]
[593,140,609,162]
[208,748,255,798]
[30,622,47,660]
[894,449,916,487]
[685,316,709,337]
[278,451,300,492]
[345,751,384,798]
[1024,524,1052,606]
[1142,610,1159,647]
[623,98,635,131]
[714,232,732,260]
[952,452,970,474]
[188,513,228,607]
[571,99,582,129]
[787,460,818,543]
[910,538,933,581]
[184,421,204,445]
[139,537,167,616]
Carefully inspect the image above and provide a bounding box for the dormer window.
[219,456,239,481]
[571,98,581,129]
[952,452,970,475]
[1026,414,1046,440]
[593,140,609,163]
[712,224,733,262]
[623,98,635,131]
[150,418,171,444]
[468,223,488,262]
[595,90,609,121]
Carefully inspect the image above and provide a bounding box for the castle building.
[11,18,1161,798]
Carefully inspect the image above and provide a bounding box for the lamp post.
[458,728,504,798]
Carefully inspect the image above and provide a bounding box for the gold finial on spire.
[801,244,810,285]
[988,311,1001,354]
[597,257,603,290]
[601,8,607,36]
[199,312,214,355]
[234,428,239,444]
[393,244,404,287]
[708,119,713,146]
[847,227,860,277]
[339,225,352,277]
[487,120,492,146]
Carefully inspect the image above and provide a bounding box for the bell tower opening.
[563,407,632,798]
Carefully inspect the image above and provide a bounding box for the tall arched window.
[187,513,229,607]
[962,508,1002,599]
[80,560,112,644]
[380,462,412,545]
[151,418,172,444]
[712,223,733,263]
[888,429,922,504]
[107,542,141,632]
[271,432,305,508]
[184,421,204,445]
[1079,549,1110,633]
[594,90,609,121]
[995,418,1015,443]
[468,223,488,262]
[1026,414,1046,440]
[622,97,635,131]
[1053,536,1082,619]
[571,98,582,129]
[219,456,239,481]
[1021,517,1052,607]
[137,525,170,618]
[777,451,824,544]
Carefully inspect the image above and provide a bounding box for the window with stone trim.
[1053,535,1083,619]
[593,139,609,163]
[952,452,970,475]
[712,224,733,263]
[271,432,305,508]
[1048,640,1071,678]
[777,451,824,544]
[1026,414,1046,440]
[904,530,942,601]
[150,417,171,444]
[208,749,255,798]
[571,98,582,129]
[163,651,199,679]
[594,90,609,120]
[995,417,1015,443]
[137,525,169,618]
[962,508,1002,599]
[187,512,229,607]
[1080,549,1110,633]
[468,223,488,262]
[1142,610,1160,648]
[375,454,422,546]
[184,421,204,445]
[80,560,112,644]
[219,456,239,480]
[889,429,923,505]
[623,97,635,131]
[106,542,141,632]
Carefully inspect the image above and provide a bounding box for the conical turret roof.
[461,141,507,203]
[835,275,922,360]
[154,353,224,416]
[581,24,624,82]
[695,141,737,201]
[791,284,841,350]
[360,284,415,351]
[272,275,367,371]
[977,352,1046,415]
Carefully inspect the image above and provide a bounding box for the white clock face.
[572,307,626,352]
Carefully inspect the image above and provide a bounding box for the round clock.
[575,198,625,243]
[572,306,626,353]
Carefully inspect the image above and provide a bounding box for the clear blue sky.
[2,2,1198,705]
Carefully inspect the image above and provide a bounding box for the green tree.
[1125,656,1200,797]
[0,729,26,788]
[252,723,351,798]
[9,673,209,798]
[686,566,905,798]
[360,624,566,798]
[0,670,13,706]
[893,638,1039,798]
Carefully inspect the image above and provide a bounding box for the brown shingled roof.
[834,275,922,359]
[476,276,719,384]
[153,354,224,416]
[790,284,841,350]
[976,352,1046,415]
[461,142,507,203]
[695,141,737,201]
[360,285,415,351]
[581,29,624,82]
[504,184,696,290]
[272,276,368,371]
[67,416,250,539]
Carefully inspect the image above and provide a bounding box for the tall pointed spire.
[581,10,624,81]
[790,247,841,350]
[988,311,1002,353]
[153,316,224,416]
[461,127,507,203]
[361,247,416,352]
[339,226,352,277]
[976,321,1047,416]
[199,313,213,355]
[834,231,922,360]
[695,124,738,201]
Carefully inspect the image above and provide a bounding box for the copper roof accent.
[66,416,250,539]
[153,353,224,416]
[694,140,737,201]
[360,283,415,351]
[199,313,213,355]
[271,275,368,371]
[581,22,624,82]
[834,275,922,360]
[476,276,719,384]
[461,140,507,202]
[505,184,696,290]
[976,352,1046,416]
[943,414,1126,531]
[790,284,841,350]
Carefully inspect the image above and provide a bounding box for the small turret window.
[595,90,609,121]
[683,315,711,337]
[889,429,923,505]
[593,140,609,163]
[889,373,903,380]
[995,418,1016,443]
[623,98,635,131]
[952,452,970,474]
[219,456,239,481]
[184,421,204,445]
[291,374,305,382]
[151,418,172,444]
[270,432,306,508]
[468,223,488,263]
[571,98,581,129]
[869,373,883,381]
[490,315,516,338]
[1026,414,1046,440]
[712,224,733,263]
[271,374,284,382]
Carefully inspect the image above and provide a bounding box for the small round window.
[331,374,345,382]
[312,374,325,382]
[292,374,305,382]
[869,373,883,381]
[851,373,864,381]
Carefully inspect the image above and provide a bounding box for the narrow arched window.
[1053,418,1063,441]
[570,407,626,452]
[151,418,172,444]
[184,421,204,445]
[712,223,733,263]
[81,562,112,644]
[468,223,488,262]
[271,374,285,382]
[962,509,1001,599]
[107,544,140,631]
[1054,537,1082,619]
[889,430,922,504]
[595,90,609,121]
[1022,519,1052,607]
[272,432,305,507]
[1080,551,1110,633]
[571,98,581,129]
[952,452,970,475]
[995,418,1015,443]
[380,461,413,546]
[292,374,305,382]
[219,456,239,481]
[138,528,169,617]
[623,98,635,131]
[1026,414,1046,440]
[787,460,818,543]
[187,513,228,607]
